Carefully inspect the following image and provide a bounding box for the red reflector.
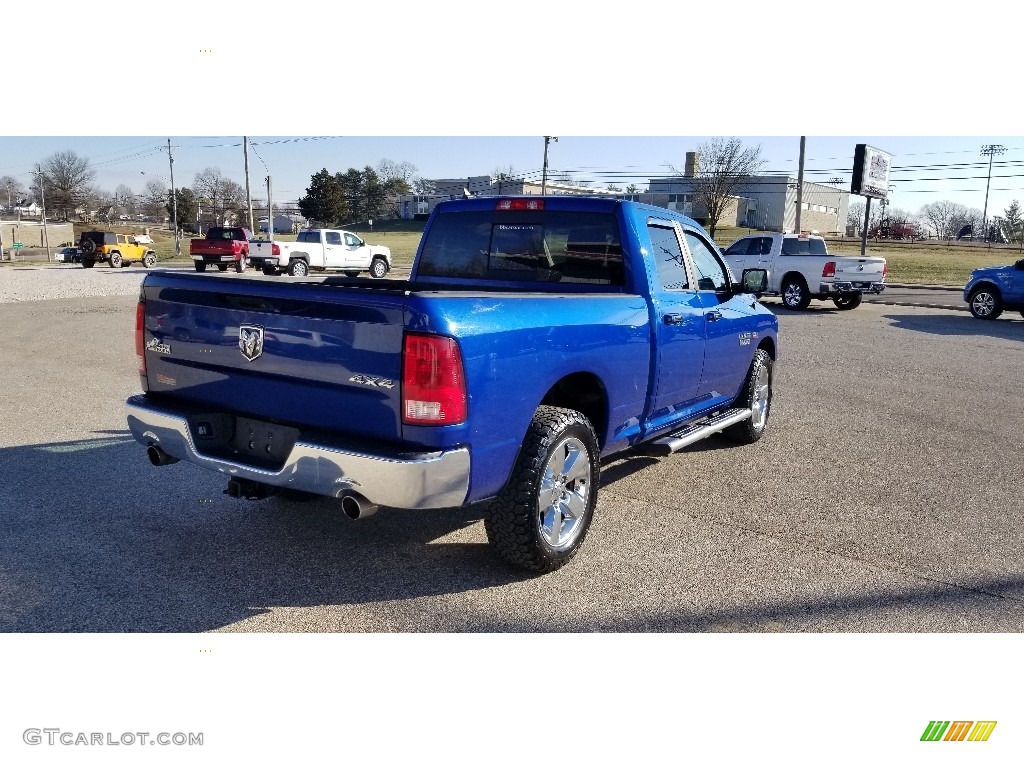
[135,301,147,375]
[822,261,836,278]
[402,333,467,426]
[496,198,545,211]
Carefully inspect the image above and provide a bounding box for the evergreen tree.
[298,169,346,226]
[167,188,197,231]
[1003,200,1022,242]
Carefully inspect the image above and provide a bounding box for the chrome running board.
[639,408,752,456]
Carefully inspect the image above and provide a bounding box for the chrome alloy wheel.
[783,282,804,308]
[971,291,996,317]
[751,360,770,430]
[537,436,591,551]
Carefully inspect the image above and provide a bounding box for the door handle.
[663,313,683,325]
[706,310,723,322]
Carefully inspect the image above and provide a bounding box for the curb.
[885,282,964,292]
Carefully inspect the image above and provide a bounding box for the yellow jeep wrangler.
[78,231,157,269]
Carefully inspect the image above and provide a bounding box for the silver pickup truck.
[248,228,392,278]
[723,232,886,310]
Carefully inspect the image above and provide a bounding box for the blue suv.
[964,258,1024,320]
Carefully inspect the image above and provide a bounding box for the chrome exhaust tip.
[147,444,179,466]
[340,492,379,520]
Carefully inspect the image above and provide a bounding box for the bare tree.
[140,179,168,220]
[847,201,865,230]
[376,158,418,189]
[1,175,27,208]
[192,167,245,226]
[37,150,96,220]
[919,200,983,240]
[677,137,765,238]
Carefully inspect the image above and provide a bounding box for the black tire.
[108,251,122,269]
[288,259,309,277]
[781,275,811,310]
[370,258,388,279]
[194,261,207,273]
[723,348,773,444]
[832,292,862,311]
[81,259,95,269]
[217,263,229,272]
[236,255,248,273]
[344,271,360,278]
[262,265,279,276]
[484,406,599,573]
[142,251,156,268]
[968,286,1002,320]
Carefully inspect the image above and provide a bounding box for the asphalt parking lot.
[0,272,1021,632]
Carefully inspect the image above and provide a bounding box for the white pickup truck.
[722,232,886,310]
[248,228,392,278]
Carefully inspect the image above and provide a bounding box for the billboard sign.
[851,144,892,200]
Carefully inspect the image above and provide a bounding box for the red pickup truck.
[189,227,253,273]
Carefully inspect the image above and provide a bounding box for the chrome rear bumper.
[125,395,470,509]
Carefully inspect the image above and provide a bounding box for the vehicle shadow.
[883,312,1024,339]
[0,436,528,633]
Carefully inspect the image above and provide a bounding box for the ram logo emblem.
[239,325,265,361]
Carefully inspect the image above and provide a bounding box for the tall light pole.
[541,136,558,195]
[828,176,844,233]
[980,144,1006,242]
[794,135,806,234]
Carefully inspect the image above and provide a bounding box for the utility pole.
[36,168,51,261]
[266,176,273,240]
[167,138,180,258]
[243,136,255,234]
[828,176,844,234]
[794,136,806,234]
[541,136,558,195]
[980,144,1005,242]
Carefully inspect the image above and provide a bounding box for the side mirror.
[736,268,768,294]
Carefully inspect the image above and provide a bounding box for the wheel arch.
[970,280,1002,299]
[538,372,609,449]
[781,270,807,288]
[757,336,776,360]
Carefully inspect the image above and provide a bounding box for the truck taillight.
[272,243,280,256]
[822,261,836,278]
[402,333,467,426]
[135,300,149,389]
[882,262,887,277]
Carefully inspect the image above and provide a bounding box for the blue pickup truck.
[964,258,1024,320]
[126,197,779,572]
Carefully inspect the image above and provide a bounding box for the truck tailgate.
[141,274,407,441]
[834,256,886,284]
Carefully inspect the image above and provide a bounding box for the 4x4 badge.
[239,325,264,361]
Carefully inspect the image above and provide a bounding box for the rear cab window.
[781,237,827,256]
[417,208,625,287]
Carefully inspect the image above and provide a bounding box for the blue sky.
[2,135,1023,220]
